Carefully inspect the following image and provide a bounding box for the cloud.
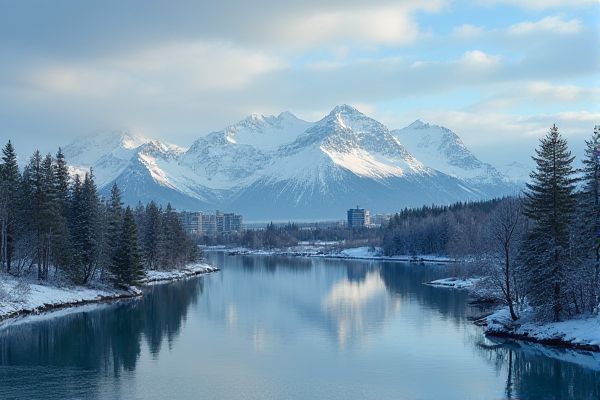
[508,16,582,35]
[272,6,422,48]
[452,24,485,38]
[25,41,287,98]
[527,81,600,102]
[478,0,596,10]
[460,50,501,66]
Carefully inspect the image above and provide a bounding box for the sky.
[0,0,598,166]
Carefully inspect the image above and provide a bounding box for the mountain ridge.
[62,105,522,220]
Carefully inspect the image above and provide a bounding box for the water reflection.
[474,339,600,399]
[0,279,202,375]
[0,253,597,400]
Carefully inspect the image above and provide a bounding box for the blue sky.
[0,0,598,165]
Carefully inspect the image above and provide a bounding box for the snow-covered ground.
[0,262,217,323]
[425,276,600,352]
[212,245,456,263]
[426,277,482,289]
[140,263,219,284]
[484,308,600,351]
[0,276,140,322]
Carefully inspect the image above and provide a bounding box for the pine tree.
[38,153,59,280]
[51,148,71,274]
[106,183,123,272]
[68,171,101,283]
[142,201,164,269]
[0,141,20,272]
[522,125,577,321]
[577,125,600,312]
[112,207,144,286]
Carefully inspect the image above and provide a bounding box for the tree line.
[0,142,199,287]
[383,125,600,322]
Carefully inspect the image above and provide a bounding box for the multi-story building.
[202,213,217,236]
[223,213,243,233]
[371,213,392,227]
[347,206,370,229]
[179,210,244,236]
[215,211,225,234]
[179,211,203,235]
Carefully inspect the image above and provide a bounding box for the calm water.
[0,252,598,400]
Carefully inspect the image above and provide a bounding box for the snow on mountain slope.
[228,105,484,219]
[61,106,524,219]
[264,105,427,183]
[218,111,312,150]
[500,161,532,184]
[392,120,519,196]
[181,132,269,189]
[62,131,150,187]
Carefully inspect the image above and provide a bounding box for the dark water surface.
[0,252,598,400]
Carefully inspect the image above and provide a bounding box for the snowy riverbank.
[482,308,600,352]
[426,277,482,289]
[421,274,600,352]
[0,263,217,323]
[210,245,457,264]
[426,276,600,351]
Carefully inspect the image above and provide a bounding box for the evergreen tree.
[577,125,600,312]
[522,125,577,321]
[38,153,59,280]
[0,140,20,272]
[106,183,123,272]
[51,148,71,274]
[68,171,101,283]
[142,201,164,269]
[112,207,144,286]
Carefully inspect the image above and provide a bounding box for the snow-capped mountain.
[63,105,521,220]
[392,120,519,197]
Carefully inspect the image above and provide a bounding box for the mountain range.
[63,105,523,221]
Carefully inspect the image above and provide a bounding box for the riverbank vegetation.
[0,142,200,289]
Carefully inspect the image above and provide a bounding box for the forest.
[0,143,199,287]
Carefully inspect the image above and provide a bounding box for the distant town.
[178,206,391,236]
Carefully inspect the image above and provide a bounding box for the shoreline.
[484,329,600,352]
[423,277,600,352]
[479,308,600,352]
[209,247,457,264]
[0,263,219,325]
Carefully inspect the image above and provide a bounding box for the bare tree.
[487,197,527,321]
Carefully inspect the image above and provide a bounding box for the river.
[0,252,598,399]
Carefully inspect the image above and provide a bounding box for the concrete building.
[202,213,217,236]
[371,213,392,227]
[347,206,370,229]
[179,210,244,236]
[223,213,243,233]
[179,211,203,235]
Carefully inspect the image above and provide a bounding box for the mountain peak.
[329,104,362,116]
[277,110,299,120]
[408,119,429,129]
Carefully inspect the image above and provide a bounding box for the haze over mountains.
[63,105,523,220]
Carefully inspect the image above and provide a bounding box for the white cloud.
[527,81,600,102]
[479,0,596,10]
[460,50,501,66]
[26,41,287,97]
[508,16,582,35]
[269,5,430,48]
[452,24,485,38]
